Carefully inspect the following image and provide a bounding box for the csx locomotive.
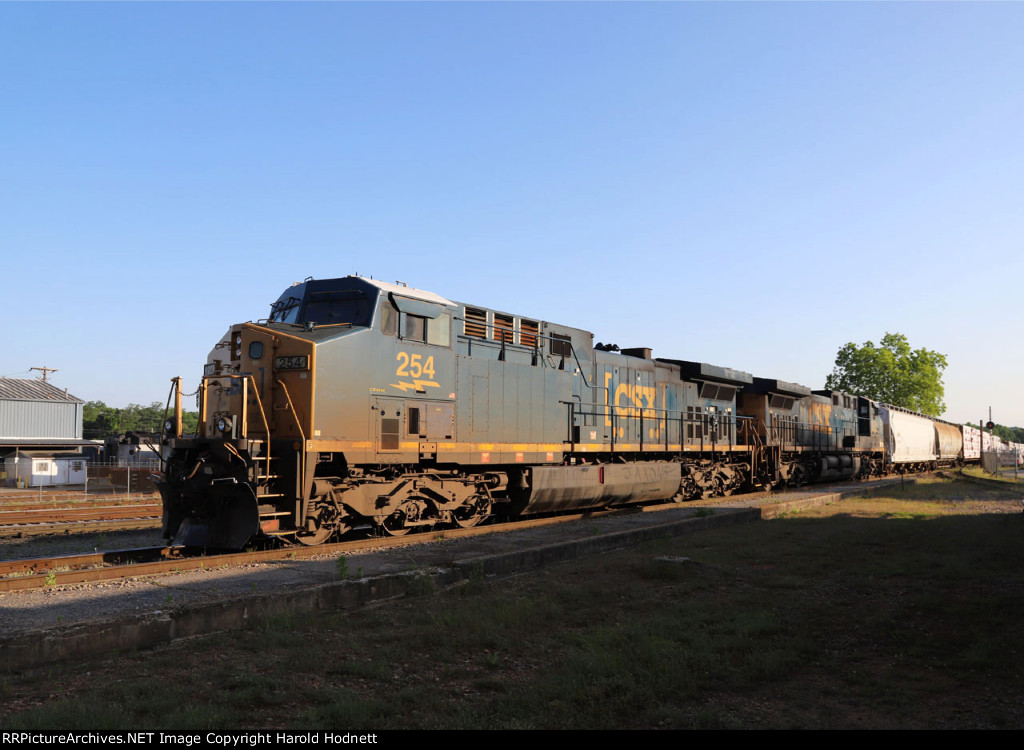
[158,275,982,548]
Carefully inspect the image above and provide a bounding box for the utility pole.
[29,366,58,382]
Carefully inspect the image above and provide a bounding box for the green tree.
[83,399,200,439]
[824,332,947,416]
[83,400,122,439]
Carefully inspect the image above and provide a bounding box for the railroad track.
[0,493,158,510]
[0,504,665,593]
[0,503,162,538]
[0,473,931,593]
[0,489,158,505]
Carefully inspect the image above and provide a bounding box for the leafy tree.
[83,401,113,439]
[824,332,947,416]
[83,400,199,439]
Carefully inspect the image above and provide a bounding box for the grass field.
[3,477,1023,729]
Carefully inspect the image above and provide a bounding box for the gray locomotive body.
[156,275,957,549]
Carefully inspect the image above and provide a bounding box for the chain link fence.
[981,449,1020,478]
[1,457,162,496]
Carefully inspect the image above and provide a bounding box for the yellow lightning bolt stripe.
[389,380,442,392]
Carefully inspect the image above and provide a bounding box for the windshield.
[269,295,302,324]
[267,284,376,328]
[302,289,373,326]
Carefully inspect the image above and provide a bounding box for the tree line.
[83,401,199,440]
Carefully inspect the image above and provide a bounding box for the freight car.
[155,275,989,548]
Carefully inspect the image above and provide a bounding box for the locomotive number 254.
[396,352,436,380]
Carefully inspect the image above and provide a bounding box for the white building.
[0,378,90,486]
[3,451,87,487]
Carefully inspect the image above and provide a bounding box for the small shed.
[3,451,87,487]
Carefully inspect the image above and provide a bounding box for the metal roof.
[0,378,84,403]
[0,439,96,447]
[355,276,457,307]
[6,449,87,459]
[749,377,813,398]
[658,359,755,386]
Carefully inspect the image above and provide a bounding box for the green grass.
[961,465,1024,484]
[2,479,1024,729]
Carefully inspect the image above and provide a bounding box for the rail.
[166,373,278,498]
[559,400,861,457]
[276,380,307,522]
[453,318,598,392]
[749,415,859,453]
[562,399,752,453]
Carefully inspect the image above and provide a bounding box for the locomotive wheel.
[701,476,723,500]
[382,498,426,536]
[382,512,410,536]
[677,474,700,501]
[296,525,335,546]
[789,465,806,488]
[296,503,352,546]
[453,494,492,529]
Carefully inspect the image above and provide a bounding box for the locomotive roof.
[747,377,813,398]
[657,359,753,386]
[352,276,456,308]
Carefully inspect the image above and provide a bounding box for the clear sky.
[2,2,1022,426]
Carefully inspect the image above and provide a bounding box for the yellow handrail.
[201,373,274,485]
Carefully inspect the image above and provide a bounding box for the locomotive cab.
[160,277,402,546]
[160,276,486,547]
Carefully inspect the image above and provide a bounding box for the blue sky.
[2,2,1022,426]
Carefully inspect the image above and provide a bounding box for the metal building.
[0,378,92,486]
[0,377,86,447]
